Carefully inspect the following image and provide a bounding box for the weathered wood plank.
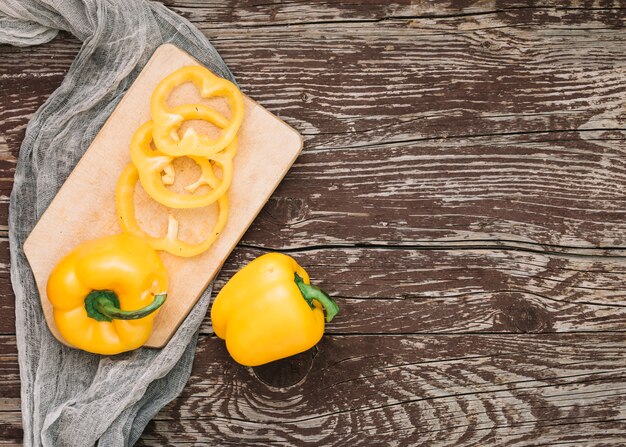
[0,239,13,334]
[160,0,626,29]
[2,132,626,252]
[252,134,626,250]
[0,337,21,446]
[3,130,626,251]
[134,333,626,445]
[2,333,626,445]
[201,246,626,335]
[0,340,18,396]
[3,3,626,149]
[1,243,626,335]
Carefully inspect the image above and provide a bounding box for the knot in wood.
[266,196,310,225]
[495,293,554,333]
[253,347,317,388]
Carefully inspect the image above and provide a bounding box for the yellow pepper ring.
[130,115,235,209]
[150,65,244,157]
[139,103,237,188]
[171,103,238,160]
[116,163,229,258]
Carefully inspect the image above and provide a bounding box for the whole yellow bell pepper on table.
[211,253,340,366]
[47,233,168,355]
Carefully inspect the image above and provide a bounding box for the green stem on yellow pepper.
[294,273,339,323]
[85,290,166,322]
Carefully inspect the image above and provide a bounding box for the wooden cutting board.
[23,44,303,348]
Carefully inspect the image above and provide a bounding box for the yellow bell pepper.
[211,253,339,366]
[47,233,168,355]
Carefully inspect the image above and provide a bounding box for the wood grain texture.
[0,0,625,445]
[2,333,626,446]
[143,333,626,446]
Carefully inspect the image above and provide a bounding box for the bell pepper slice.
[46,233,168,355]
[130,105,236,209]
[116,163,229,258]
[150,65,244,157]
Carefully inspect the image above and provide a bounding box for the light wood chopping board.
[24,44,303,348]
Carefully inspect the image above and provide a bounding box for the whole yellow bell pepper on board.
[211,253,339,366]
[47,233,168,355]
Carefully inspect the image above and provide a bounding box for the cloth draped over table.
[0,1,233,445]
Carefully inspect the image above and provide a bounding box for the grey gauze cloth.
[0,1,235,445]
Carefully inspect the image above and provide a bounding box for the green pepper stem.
[294,273,339,322]
[84,290,167,322]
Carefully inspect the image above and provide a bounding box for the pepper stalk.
[294,273,339,322]
[85,290,167,322]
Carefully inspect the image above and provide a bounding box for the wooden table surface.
[1,1,626,445]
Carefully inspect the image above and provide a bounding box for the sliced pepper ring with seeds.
[116,163,229,258]
[150,65,244,157]
[130,107,236,209]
